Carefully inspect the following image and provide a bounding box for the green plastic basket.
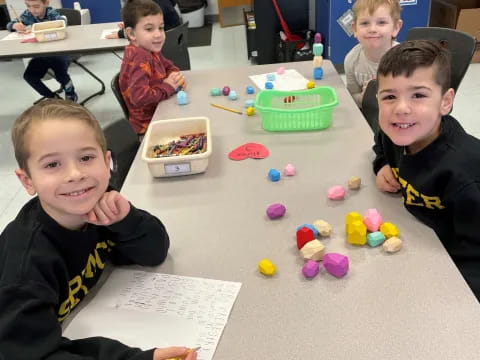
[254,86,339,131]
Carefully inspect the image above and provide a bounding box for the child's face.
[353,5,402,53]
[377,66,454,154]
[15,118,111,229]
[25,0,48,19]
[128,14,165,53]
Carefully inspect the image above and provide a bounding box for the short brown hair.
[353,0,402,24]
[11,99,107,173]
[377,40,451,94]
[122,0,163,29]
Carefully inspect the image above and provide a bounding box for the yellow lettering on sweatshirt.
[391,167,445,210]
[57,240,114,322]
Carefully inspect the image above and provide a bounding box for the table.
[0,22,128,104]
[70,61,480,359]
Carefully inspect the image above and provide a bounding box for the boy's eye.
[378,20,387,25]
[80,155,95,162]
[360,21,369,26]
[381,95,396,101]
[45,161,59,169]
[413,93,427,99]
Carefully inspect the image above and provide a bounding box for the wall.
[206,0,218,15]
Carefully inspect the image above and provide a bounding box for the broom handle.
[271,0,292,38]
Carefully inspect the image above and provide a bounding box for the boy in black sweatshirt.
[0,100,197,360]
[373,40,480,301]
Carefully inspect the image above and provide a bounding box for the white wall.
[206,0,218,15]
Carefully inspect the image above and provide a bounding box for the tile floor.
[0,22,479,232]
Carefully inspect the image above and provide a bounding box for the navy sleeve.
[0,282,155,360]
[372,130,388,175]
[107,205,170,267]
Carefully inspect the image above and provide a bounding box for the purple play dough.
[323,253,349,278]
[266,203,286,219]
[302,260,319,278]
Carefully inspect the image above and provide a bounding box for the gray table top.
[97,61,480,359]
[0,22,127,59]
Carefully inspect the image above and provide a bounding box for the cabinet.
[61,0,122,23]
[219,0,253,27]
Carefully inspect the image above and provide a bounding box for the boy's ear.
[15,168,37,196]
[393,19,403,38]
[104,150,112,178]
[440,88,455,115]
[125,27,135,41]
[351,22,357,38]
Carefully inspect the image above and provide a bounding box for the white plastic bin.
[32,19,66,42]
[142,117,212,177]
[181,6,206,28]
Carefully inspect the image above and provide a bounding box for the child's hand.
[84,190,131,226]
[153,347,198,360]
[105,31,119,39]
[376,165,401,193]
[164,71,185,90]
[13,23,27,32]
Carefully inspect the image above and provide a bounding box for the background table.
[0,22,127,104]
[0,22,127,59]
[71,61,480,359]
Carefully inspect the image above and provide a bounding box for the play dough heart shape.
[228,143,270,160]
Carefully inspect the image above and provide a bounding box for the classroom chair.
[361,27,477,133]
[102,118,140,190]
[361,79,379,134]
[111,72,129,120]
[163,21,191,71]
[406,27,476,93]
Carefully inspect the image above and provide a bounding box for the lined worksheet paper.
[64,269,242,360]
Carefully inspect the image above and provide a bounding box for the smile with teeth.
[394,123,415,129]
[62,187,93,197]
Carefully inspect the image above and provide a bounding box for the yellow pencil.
[10,5,24,26]
[167,347,201,360]
[210,103,242,115]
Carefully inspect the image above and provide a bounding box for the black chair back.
[111,72,130,120]
[361,79,379,134]
[103,119,140,190]
[57,8,82,26]
[162,21,191,70]
[406,27,476,93]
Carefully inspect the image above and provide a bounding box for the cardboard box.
[430,0,480,63]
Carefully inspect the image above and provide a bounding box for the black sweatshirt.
[0,197,170,359]
[373,115,480,300]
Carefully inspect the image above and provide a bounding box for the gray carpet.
[187,23,212,47]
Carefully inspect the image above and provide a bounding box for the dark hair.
[122,0,163,29]
[377,39,451,94]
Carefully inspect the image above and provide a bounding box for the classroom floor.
[1,22,479,232]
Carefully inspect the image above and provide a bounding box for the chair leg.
[73,59,106,106]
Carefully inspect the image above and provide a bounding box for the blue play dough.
[268,169,281,181]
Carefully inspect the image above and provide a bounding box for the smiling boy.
[119,0,186,135]
[0,100,197,359]
[373,40,480,300]
[345,0,403,106]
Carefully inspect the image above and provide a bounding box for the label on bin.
[164,163,191,175]
[44,32,58,41]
